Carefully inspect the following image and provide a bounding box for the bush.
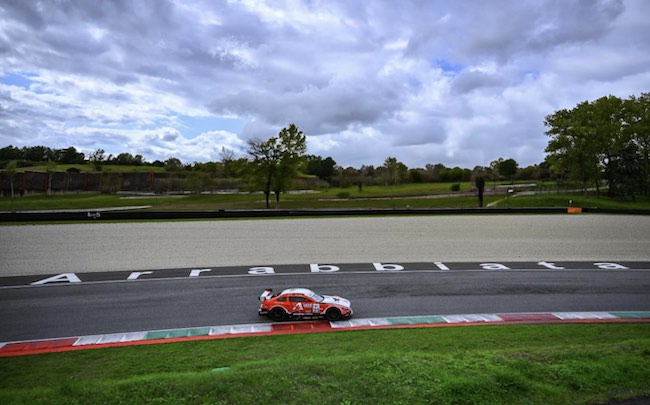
[337,191,351,198]
[451,183,461,192]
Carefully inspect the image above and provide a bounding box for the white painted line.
[442,314,503,323]
[433,262,450,270]
[552,312,617,320]
[74,332,147,346]
[330,318,391,328]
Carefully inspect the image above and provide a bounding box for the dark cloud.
[0,0,648,168]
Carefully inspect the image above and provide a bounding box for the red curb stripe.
[271,321,332,333]
[0,338,78,356]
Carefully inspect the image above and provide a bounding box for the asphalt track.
[2,214,650,276]
[1,215,649,342]
[2,262,650,342]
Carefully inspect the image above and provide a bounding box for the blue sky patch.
[178,115,245,138]
[0,72,36,90]
[435,60,463,74]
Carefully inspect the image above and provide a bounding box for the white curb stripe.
[442,314,503,323]
[330,318,391,328]
[74,332,148,346]
[209,324,272,335]
[552,312,618,320]
[7,311,650,355]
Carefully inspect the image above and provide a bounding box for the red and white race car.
[258,288,353,321]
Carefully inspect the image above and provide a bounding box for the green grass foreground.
[1,324,649,404]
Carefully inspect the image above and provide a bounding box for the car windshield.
[308,292,324,302]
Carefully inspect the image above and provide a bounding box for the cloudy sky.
[1,0,649,169]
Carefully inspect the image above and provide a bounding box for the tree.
[58,147,85,164]
[22,145,52,162]
[247,124,307,209]
[112,153,139,166]
[408,168,425,183]
[89,149,106,171]
[305,155,337,181]
[496,158,519,182]
[164,157,183,172]
[219,147,236,178]
[545,104,602,196]
[625,93,650,195]
[272,124,307,208]
[425,163,446,182]
[606,142,643,199]
[247,137,279,209]
[591,95,626,196]
[0,145,21,163]
[545,94,648,197]
[382,157,407,186]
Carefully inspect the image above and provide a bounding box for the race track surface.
[1,262,649,342]
[1,215,649,342]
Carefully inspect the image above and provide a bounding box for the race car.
[258,288,353,321]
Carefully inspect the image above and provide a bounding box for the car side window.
[277,297,287,302]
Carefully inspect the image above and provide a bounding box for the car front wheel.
[269,307,287,321]
[325,308,342,321]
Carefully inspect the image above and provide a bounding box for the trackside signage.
[1,261,646,288]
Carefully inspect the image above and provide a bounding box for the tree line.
[0,145,180,171]
[0,139,548,208]
[3,92,648,205]
[545,93,649,198]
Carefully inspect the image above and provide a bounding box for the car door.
[289,295,310,316]
[272,296,290,312]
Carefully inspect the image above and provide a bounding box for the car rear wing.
[259,289,275,301]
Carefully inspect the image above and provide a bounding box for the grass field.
[2,182,649,212]
[1,324,649,404]
[495,193,650,210]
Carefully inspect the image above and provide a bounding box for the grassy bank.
[493,193,650,210]
[1,324,649,404]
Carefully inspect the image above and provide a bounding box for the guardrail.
[1,207,649,222]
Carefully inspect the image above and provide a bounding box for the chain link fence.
[0,171,160,196]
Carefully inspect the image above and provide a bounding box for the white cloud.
[1,0,649,168]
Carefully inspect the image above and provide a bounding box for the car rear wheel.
[269,307,287,321]
[325,308,342,321]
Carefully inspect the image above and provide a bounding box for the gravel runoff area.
[1,214,649,277]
